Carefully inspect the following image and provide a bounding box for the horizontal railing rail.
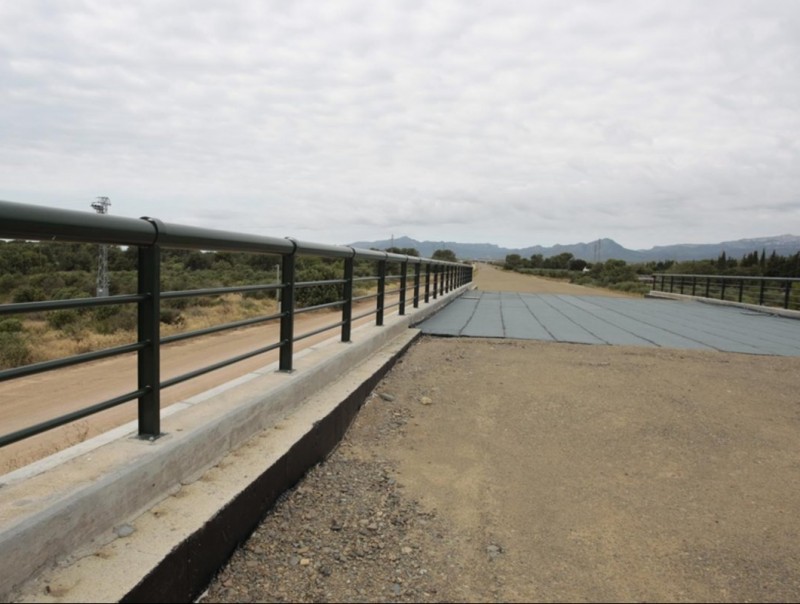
[651,273,800,311]
[0,200,473,449]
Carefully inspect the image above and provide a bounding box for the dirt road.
[0,297,396,473]
[472,262,629,296]
[205,269,800,602]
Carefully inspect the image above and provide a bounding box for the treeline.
[0,240,407,369]
[503,249,800,295]
[655,250,800,278]
[0,240,397,307]
[505,249,800,278]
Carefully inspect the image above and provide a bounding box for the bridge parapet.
[0,199,472,449]
[651,273,800,312]
[0,199,474,599]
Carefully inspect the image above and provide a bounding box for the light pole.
[90,197,111,297]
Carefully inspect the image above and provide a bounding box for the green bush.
[12,285,45,303]
[609,281,650,294]
[0,274,17,297]
[0,318,24,333]
[159,308,185,326]
[47,309,81,330]
[93,305,138,334]
[0,332,32,369]
[54,286,90,300]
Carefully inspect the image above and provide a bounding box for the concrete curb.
[3,286,467,602]
[647,290,800,320]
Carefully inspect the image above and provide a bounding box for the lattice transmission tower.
[91,196,111,297]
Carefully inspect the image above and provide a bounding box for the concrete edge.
[646,290,800,320]
[123,331,419,603]
[2,285,467,602]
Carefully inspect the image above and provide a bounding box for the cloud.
[0,0,798,249]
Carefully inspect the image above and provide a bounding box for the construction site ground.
[201,266,800,602]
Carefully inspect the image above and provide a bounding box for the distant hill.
[348,235,800,263]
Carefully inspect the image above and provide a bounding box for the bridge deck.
[419,291,800,356]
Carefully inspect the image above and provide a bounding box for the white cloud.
[1,0,798,250]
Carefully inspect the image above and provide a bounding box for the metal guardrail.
[651,273,800,311]
[0,200,473,448]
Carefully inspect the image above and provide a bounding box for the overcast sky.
[1,0,798,250]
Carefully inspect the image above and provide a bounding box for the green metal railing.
[0,200,473,448]
[651,273,800,311]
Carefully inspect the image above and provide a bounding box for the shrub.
[93,305,138,334]
[0,274,17,296]
[54,287,90,300]
[0,318,24,333]
[47,309,81,330]
[159,308,185,326]
[12,285,45,303]
[0,332,32,369]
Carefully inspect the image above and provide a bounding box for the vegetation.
[0,240,405,369]
[431,249,458,262]
[503,248,800,296]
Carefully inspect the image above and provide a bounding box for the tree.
[568,258,588,271]
[529,254,544,268]
[432,249,457,262]
[504,254,523,270]
[544,252,573,270]
[386,247,420,257]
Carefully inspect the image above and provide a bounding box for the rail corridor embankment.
[200,267,800,603]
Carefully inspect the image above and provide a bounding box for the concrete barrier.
[2,285,469,602]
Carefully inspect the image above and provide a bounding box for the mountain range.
[348,235,800,263]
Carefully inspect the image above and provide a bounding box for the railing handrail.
[0,199,473,451]
[652,272,800,283]
[650,272,797,312]
[0,200,461,267]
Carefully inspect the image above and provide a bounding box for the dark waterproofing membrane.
[418,291,800,356]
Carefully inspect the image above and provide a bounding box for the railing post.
[720,278,727,301]
[692,276,697,296]
[341,255,354,342]
[425,263,431,303]
[376,259,386,326]
[413,263,421,308]
[679,277,684,295]
[759,279,765,305]
[739,279,744,303]
[784,281,792,309]
[669,276,674,293]
[399,260,408,315]
[660,275,665,290]
[705,277,710,298]
[432,264,439,299]
[652,275,657,291]
[137,244,161,438]
[279,252,296,371]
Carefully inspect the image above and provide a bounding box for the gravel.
[199,386,470,604]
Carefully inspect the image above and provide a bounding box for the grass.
[14,294,280,368]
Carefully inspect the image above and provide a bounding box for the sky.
[1,0,799,250]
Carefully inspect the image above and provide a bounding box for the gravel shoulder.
[202,270,800,602]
